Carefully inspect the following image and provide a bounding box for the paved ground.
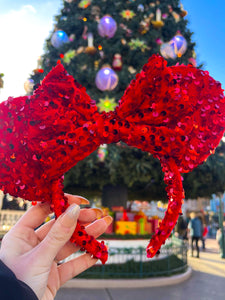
[55,238,225,300]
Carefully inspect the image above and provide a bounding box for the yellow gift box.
[115,221,137,235]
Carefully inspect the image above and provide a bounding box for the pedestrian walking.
[188,212,203,258]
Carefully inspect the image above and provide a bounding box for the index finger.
[16,194,89,230]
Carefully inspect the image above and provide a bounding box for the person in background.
[216,221,225,258]
[202,223,208,250]
[188,212,203,258]
[174,215,188,240]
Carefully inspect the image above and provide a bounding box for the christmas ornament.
[85,33,97,55]
[139,19,150,35]
[97,16,117,38]
[0,55,224,262]
[91,6,100,17]
[168,5,180,23]
[82,25,88,40]
[97,96,117,112]
[51,30,69,48]
[128,38,149,52]
[97,144,108,162]
[171,11,180,22]
[112,53,122,71]
[151,8,164,29]
[95,66,119,91]
[120,23,132,37]
[24,79,34,94]
[162,13,168,19]
[94,60,100,70]
[78,0,91,9]
[188,57,197,67]
[137,4,144,12]
[120,9,136,20]
[77,46,85,54]
[156,38,163,45]
[170,33,187,57]
[60,16,67,21]
[63,49,76,64]
[128,66,136,74]
[180,3,188,17]
[69,34,76,42]
[33,68,44,75]
[160,42,176,59]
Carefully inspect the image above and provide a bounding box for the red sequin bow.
[0,55,225,263]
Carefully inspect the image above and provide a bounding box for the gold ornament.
[180,4,188,17]
[94,60,100,70]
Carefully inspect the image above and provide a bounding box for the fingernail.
[92,208,103,218]
[103,216,113,226]
[61,204,80,227]
[75,196,90,205]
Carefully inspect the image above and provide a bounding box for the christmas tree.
[31,0,199,204]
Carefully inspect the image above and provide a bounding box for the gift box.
[115,212,135,221]
[115,221,137,235]
[136,218,153,235]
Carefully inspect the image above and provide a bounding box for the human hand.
[0,194,112,300]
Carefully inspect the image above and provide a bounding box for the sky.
[0,0,224,102]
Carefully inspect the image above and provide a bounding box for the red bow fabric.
[0,55,224,262]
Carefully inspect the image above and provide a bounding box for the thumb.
[36,204,80,265]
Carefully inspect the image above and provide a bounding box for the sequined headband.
[0,55,224,263]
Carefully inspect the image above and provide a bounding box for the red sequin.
[0,55,224,263]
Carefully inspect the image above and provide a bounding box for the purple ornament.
[97,16,117,38]
[170,34,187,57]
[95,67,118,91]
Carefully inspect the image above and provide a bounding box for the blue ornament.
[51,30,69,48]
[170,34,187,57]
[137,4,144,12]
[95,66,118,91]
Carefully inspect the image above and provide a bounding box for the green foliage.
[77,254,186,278]
[183,141,225,199]
[32,0,225,201]
[32,0,196,102]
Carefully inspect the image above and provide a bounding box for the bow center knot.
[92,111,130,144]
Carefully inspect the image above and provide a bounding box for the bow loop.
[115,54,225,173]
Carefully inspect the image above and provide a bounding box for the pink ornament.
[95,66,119,91]
[97,15,117,38]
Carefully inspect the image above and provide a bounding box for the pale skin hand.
[0,194,112,300]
